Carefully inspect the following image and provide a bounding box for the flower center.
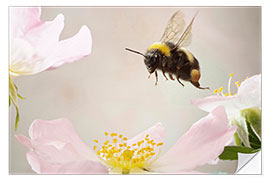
[213,73,248,97]
[93,132,163,174]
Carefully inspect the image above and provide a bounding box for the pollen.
[92,132,164,174]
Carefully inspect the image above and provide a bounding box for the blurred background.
[9,7,261,174]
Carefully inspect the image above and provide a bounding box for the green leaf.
[9,76,22,131]
[9,77,18,107]
[9,95,11,107]
[15,105,20,131]
[232,114,250,147]
[246,120,261,149]
[234,133,242,146]
[219,146,260,160]
[17,93,25,100]
[241,108,261,139]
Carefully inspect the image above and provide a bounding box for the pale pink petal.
[236,74,261,108]
[17,118,108,174]
[46,25,92,70]
[126,122,166,145]
[238,74,261,95]
[10,38,41,76]
[150,106,237,173]
[24,14,64,60]
[27,151,108,174]
[191,95,241,118]
[191,74,261,118]
[10,7,42,37]
[10,7,92,76]
[10,13,65,75]
[15,134,33,149]
[122,123,166,161]
[28,118,96,160]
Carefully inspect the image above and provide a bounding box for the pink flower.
[17,106,236,174]
[9,7,92,76]
[191,74,261,147]
[191,74,261,119]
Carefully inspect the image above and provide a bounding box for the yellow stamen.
[218,87,223,93]
[123,137,128,141]
[94,132,164,174]
[104,132,109,136]
[93,140,99,143]
[213,89,218,94]
[104,140,109,145]
[229,73,234,77]
[111,133,117,137]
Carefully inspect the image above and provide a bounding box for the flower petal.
[126,122,166,151]
[191,95,240,118]
[150,106,237,173]
[17,118,107,174]
[24,13,64,61]
[191,74,261,118]
[10,7,42,37]
[10,13,65,75]
[10,7,92,76]
[9,38,40,76]
[28,118,97,161]
[237,74,261,109]
[126,122,166,145]
[46,25,92,70]
[15,134,33,149]
[27,151,108,174]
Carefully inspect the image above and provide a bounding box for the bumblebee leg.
[155,71,158,86]
[169,74,175,80]
[177,78,184,87]
[190,81,210,90]
[162,69,168,80]
[148,74,151,79]
[161,61,168,80]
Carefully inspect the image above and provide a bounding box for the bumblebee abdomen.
[190,69,201,82]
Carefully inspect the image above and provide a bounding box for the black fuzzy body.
[145,42,200,82]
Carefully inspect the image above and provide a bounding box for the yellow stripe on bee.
[179,47,194,63]
[191,69,201,82]
[148,42,171,57]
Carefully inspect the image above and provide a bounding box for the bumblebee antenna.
[125,48,146,58]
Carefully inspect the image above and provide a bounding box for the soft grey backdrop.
[10,7,261,174]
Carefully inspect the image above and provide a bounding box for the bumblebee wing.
[175,11,198,48]
[160,10,186,44]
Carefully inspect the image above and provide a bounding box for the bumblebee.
[126,10,209,90]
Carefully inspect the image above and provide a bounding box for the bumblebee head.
[125,47,163,74]
[144,49,161,74]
